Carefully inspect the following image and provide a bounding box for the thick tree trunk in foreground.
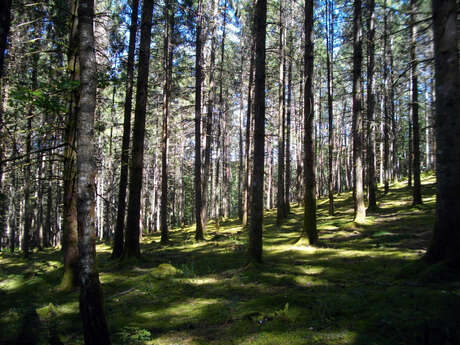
[112,0,139,259]
[366,0,377,211]
[248,0,267,264]
[59,0,79,290]
[352,0,366,223]
[302,0,317,244]
[77,1,111,343]
[123,0,154,258]
[410,0,422,205]
[195,0,204,241]
[426,0,459,263]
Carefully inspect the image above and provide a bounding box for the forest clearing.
[1,174,459,345]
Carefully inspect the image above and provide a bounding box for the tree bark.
[195,0,204,241]
[112,0,139,259]
[248,0,267,264]
[326,0,335,215]
[352,0,366,223]
[285,41,292,216]
[123,0,154,258]
[410,0,422,205]
[366,0,377,211]
[302,0,317,244]
[426,0,459,263]
[77,0,111,343]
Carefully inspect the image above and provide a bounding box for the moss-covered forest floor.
[1,173,460,345]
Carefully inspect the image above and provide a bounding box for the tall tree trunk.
[123,0,154,258]
[352,0,366,222]
[242,41,255,228]
[426,0,459,263]
[302,0,317,244]
[195,0,204,240]
[285,40,292,216]
[112,0,139,259]
[59,0,79,290]
[410,0,422,205]
[238,56,244,219]
[160,0,173,244]
[326,0,335,215]
[276,0,286,224]
[248,0,267,264]
[203,0,219,228]
[366,0,377,211]
[77,1,111,343]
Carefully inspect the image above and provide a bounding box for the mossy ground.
[1,173,459,344]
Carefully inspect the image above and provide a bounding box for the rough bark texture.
[326,0,334,215]
[60,0,79,290]
[366,0,377,211]
[352,0,366,223]
[248,0,266,264]
[195,0,204,241]
[112,0,139,259]
[123,0,154,258]
[426,0,459,263]
[302,0,317,244]
[410,0,422,205]
[77,0,111,343]
[285,40,292,216]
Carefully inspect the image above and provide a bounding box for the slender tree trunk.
[248,0,267,264]
[59,0,79,290]
[195,0,204,240]
[276,0,286,224]
[326,0,335,215]
[410,0,422,205]
[426,0,459,263]
[77,1,111,343]
[123,0,154,258]
[352,0,366,222]
[112,0,139,259]
[366,0,377,211]
[160,0,173,243]
[302,0,317,244]
[383,0,390,194]
[203,0,219,228]
[238,56,244,219]
[285,35,292,215]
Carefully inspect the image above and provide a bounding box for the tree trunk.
[195,0,204,240]
[248,0,267,264]
[426,0,459,263]
[285,35,292,216]
[59,0,79,290]
[302,0,317,244]
[366,0,377,211]
[112,0,139,259]
[326,0,335,215]
[0,0,11,79]
[276,0,285,224]
[77,1,111,343]
[410,0,422,205]
[352,0,366,222]
[123,0,154,258]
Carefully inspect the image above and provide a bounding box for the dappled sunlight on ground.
[1,173,459,345]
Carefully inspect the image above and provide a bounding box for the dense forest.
[0,0,458,344]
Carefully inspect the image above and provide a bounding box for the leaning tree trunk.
[248,0,267,264]
[112,0,139,259]
[426,0,459,263]
[302,0,317,244]
[77,1,111,343]
[194,0,204,240]
[123,0,154,258]
[352,0,366,223]
[410,0,422,205]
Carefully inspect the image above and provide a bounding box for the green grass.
[1,173,459,345]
